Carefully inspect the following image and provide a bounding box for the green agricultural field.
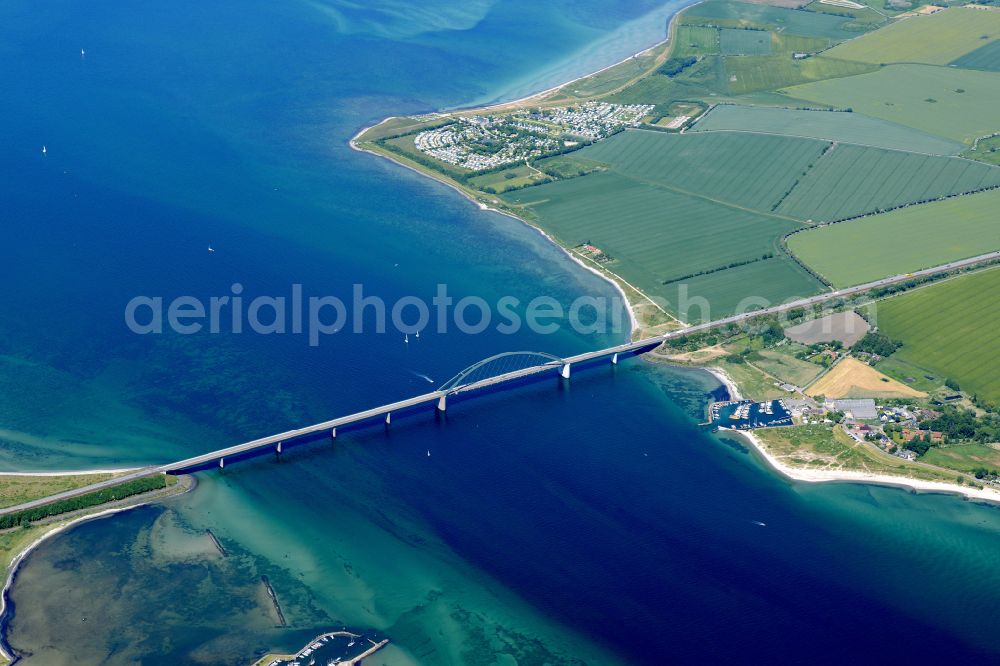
[579,129,828,212]
[721,28,773,55]
[874,267,1000,404]
[606,55,731,109]
[771,32,833,54]
[676,257,823,322]
[801,1,886,28]
[952,38,1000,72]
[823,8,1000,65]
[753,348,826,386]
[675,25,720,57]
[605,74,677,108]
[468,165,549,193]
[533,154,607,179]
[499,169,820,321]
[691,105,964,154]
[724,54,878,94]
[787,187,1000,286]
[782,64,1000,144]
[775,143,1000,221]
[685,0,863,39]
[921,444,1000,475]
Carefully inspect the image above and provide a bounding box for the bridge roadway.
[158,248,1000,473]
[3,251,997,513]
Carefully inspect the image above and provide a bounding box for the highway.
[3,251,997,515]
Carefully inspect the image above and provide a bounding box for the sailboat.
[41,146,47,155]
[207,245,215,253]
[404,334,409,344]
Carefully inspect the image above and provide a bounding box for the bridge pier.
[560,363,571,379]
[437,395,447,412]
[275,441,283,460]
[331,427,337,441]
[385,412,391,425]
[612,353,618,365]
[219,457,224,469]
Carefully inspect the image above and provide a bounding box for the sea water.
[3,0,1000,663]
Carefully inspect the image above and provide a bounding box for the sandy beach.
[738,428,1000,505]
[699,364,1000,503]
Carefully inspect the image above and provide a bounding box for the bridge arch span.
[438,351,565,393]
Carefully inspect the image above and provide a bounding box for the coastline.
[0,474,196,664]
[348,2,694,336]
[455,0,699,114]
[355,136,646,334]
[735,428,1000,506]
[346,2,1000,510]
[705,363,1000,505]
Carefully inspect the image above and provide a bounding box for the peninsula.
[354,0,1000,500]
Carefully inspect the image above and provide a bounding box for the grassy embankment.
[0,472,118,510]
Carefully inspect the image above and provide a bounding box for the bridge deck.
[3,250,995,507]
[159,249,1000,473]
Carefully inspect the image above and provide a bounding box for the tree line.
[0,476,170,529]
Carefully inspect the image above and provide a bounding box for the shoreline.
[350,121,648,336]
[0,474,196,664]
[452,0,700,114]
[345,2,1000,510]
[735,428,1000,506]
[705,364,1000,505]
[348,2,696,337]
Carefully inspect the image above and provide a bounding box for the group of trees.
[661,254,774,286]
[0,476,168,529]
[924,407,1000,445]
[666,316,785,355]
[852,331,902,358]
[658,56,697,77]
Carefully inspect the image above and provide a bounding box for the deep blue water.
[3,1,1000,664]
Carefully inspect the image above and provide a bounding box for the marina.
[709,399,793,431]
[256,631,389,666]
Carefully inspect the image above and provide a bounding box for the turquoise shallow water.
[3,0,1000,664]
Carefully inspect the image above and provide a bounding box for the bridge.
[160,248,1000,473]
[161,340,662,474]
[3,250,997,514]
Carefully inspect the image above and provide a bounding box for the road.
[3,251,997,515]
